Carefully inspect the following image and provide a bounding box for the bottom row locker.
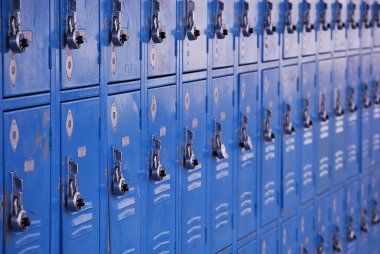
[281,217,297,254]
[299,207,314,254]
[261,228,278,254]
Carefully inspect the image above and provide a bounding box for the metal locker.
[261,0,280,61]
[210,76,234,253]
[331,57,346,187]
[331,188,345,253]
[107,91,141,254]
[238,0,259,64]
[261,68,280,227]
[317,0,332,53]
[359,176,370,253]
[2,0,50,97]
[316,59,331,195]
[332,0,347,51]
[360,0,372,48]
[299,207,314,254]
[345,181,360,253]
[181,0,208,72]
[261,228,278,254]
[147,85,176,254]
[60,0,100,89]
[281,217,297,254]
[300,0,317,56]
[369,169,380,253]
[371,53,380,166]
[61,98,100,253]
[180,80,207,254]
[210,0,235,68]
[300,62,316,204]
[361,54,372,173]
[280,0,299,58]
[3,106,51,253]
[347,0,360,49]
[146,0,176,77]
[103,0,140,82]
[374,0,380,47]
[238,240,257,254]
[280,65,299,215]
[237,72,258,240]
[345,56,360,179]
[316,198,330,254]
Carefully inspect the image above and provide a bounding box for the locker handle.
[362,83,372,109]
[111,0,129,47]
[361,2,372,29]
[151,137,167,181]
[215,0,228,39]
[332,226,343,252]
[66,157,85,212]
[9,0,33,53]
[212,120,228,159]
[263,109,276,142]
[373,81,380,105]
[66,0,86,49]
[283,103,296,135]
[112,146,129,196]
[346,216,357,242]
[334,89,345,117]
[241,1,254,37]
[348,86,358,113]
[319,93,329,122]
[186,0,201,40]
[302,98,313,129]
[371,199,380,225]
[318,1,331,31]
[361,208,369,233]
[374,2,380,28]
[284,1,297,33]
[316,234,325,254]
[302,0,314,32]
[264,0,277,35]
[239,114,253,150]
[184,128,199,169]
[151,0,166,43]
[333,2,345,30]
[10,172,31,232]
[348,2,359,29]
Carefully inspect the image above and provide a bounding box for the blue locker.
[299,207,314,254]
[332,0,347,51]
[280,65,298,215]
[316,59,331,195]
[147,0,176,77]
[345,56,360,179]
[238,0,259,64]
[281,217,297,254]
[180,80,207,254]
[331,57,346,187]
[210,0,235,68]
[107,92,141,253]
[359,176,370,253]
[238,240,257,254]
[60,0,100,88]
[360,0,372,48]
[103,0,140,82]
[361,54,372,173]
[237,72,258,240]
[300,62,315,204]
[345,181,360,253]
[371,53,380,166]
[3,106,51,253]
[331,188,345,253]
[61,98,100,253]
[369,170,380,253]
[210,76,234,253]
[261,228,278,254]
[347,0,360,49]
[316,198,330,254]
[300,0,317,55]
[182,0,208,72]
[317,0,332,53]
[261,68,280,227]
[280,0,299,58]
[261,0,280,61]
[2,0,50,96]
[374,0,380,47]
[147,85,176,254]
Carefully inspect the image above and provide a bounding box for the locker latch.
[334,89,345,117]
[318,1,330,31]
[151,0,166,43]
[151,137,167,181]
[373,2,380,28]
[316,235,325,254]
[302,98,313,129]
[241,1,254,37]
[184,128,199,169]
[332,226,343,252]
[284,1,296,33]
[186,0,200,40]
[263,109,276,142]
[9,0,33,53]
[66,0,86,49]
[333,2,345,30]
[346,215,357,242]
[283,103,296,135]
[371,199,380,224]
[239,114,253,150]
[264,0,277,35]
[348,2,359,29]
[10,172,31,232]
[111,0,129,47]
[215,0,228,39]
[212,120,228,159]
[361,208,369,233]
[319,93,329,122]
[361,2,372,28]
[373,81,380,104]
[112,146,129,196]
[66,157,85,212]
[301,246,308,254]
[302,1,314,32]
[348,86,358,113]
[362,83,372,108]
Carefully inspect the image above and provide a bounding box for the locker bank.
[2,0,380,253]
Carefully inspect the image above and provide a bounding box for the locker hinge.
[48,46,52,69]
[98,42,101,64]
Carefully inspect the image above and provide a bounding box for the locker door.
[182,0,208,72]
[372,53,380,166]
[360,0,372,48]
[374,0,380,47]
[359,176,370,253]
[147,85,176,254]
[2,0,50,96]
[300,0,317,55]
[281,217,297,254]
[332,58,346,187]
[61,98,100,253]
[238,240,257,254]
[210,76,234,253]
[3,106,51,253]
[361,54,372,173]
[316,198,330,254]
[237,72,258,240]
[300,62,315,204]
[261,228,278,254]
[261,68,280,227]
[345,56,360,178]
[317,0,332,53]
[347,0,360,49]
[299,208,314,254]
[104,0,140,82]
[180,80,207,254]
[147,0,176,77]
[107,92,141,253]
[316,59,331,195]
[262,0,280,61]
[369,170,380,254]
[346,182,360,253]
[332,0,347,51]
[60,0,100,89]
[280,0,299,58]
[331,188,345,254]
[238,0,259,64]
[280,66,298,215]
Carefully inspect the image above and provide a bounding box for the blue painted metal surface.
[299,207,314,254]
